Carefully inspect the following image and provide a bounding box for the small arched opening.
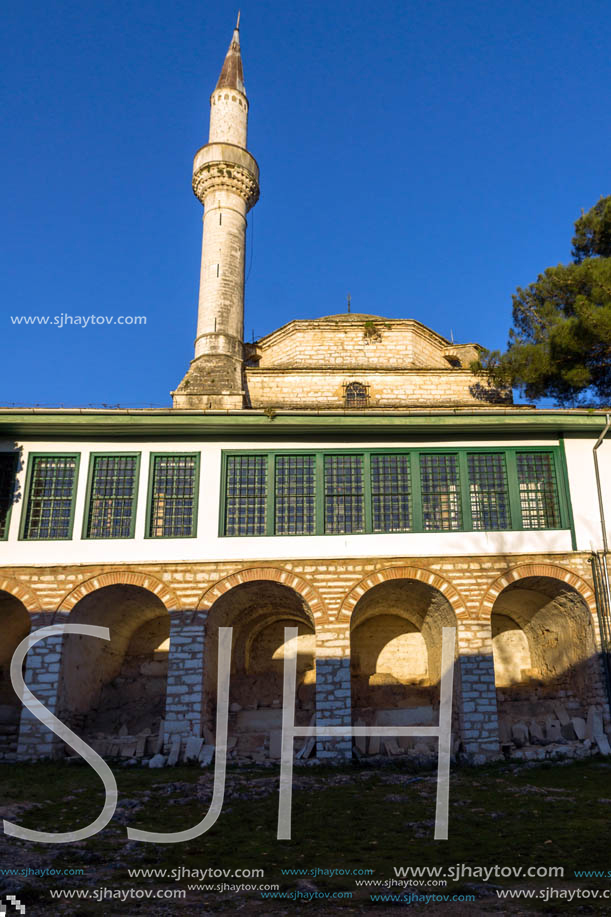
[491,576,604,747]
[204,581,316,761]
[0,591,30,756]
[58,584,170,755]
[350,579,460,756]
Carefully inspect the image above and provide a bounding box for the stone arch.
[202,578,318,760]
[57,571,180,613]
[197,567,326,620]
[479,564,596,620]
[0,591,31,756]
[58,584,171,748]
[348,576,462,757]
[337,565,467,623]
[0,575,41,612]
[487,569,605,749]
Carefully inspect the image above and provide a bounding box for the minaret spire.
[172,19,260,410]
[215,16,244,94]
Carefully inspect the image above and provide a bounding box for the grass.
[1,757,611,914]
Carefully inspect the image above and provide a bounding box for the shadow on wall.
[491,576,607,737]
[349,578,463,755]
[1,444,23,535]
[0,589,30,756]
[57,585,170,751]
[203,580,316,762]
[468,381,513,404]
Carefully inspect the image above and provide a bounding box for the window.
[516,451,561,529]
[225,454,267,536]
[371,454,411,532]
[22,454,79,540]
[324,455,365,534]
[221,448,569,537]
[420,454,461,531]
[344,382,368,408]
[147,454,198,538]
[85,454,139,539]
[468,453,511,531]
[0,454,17,540]
[275,455,315,535]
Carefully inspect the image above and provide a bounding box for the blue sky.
[2,0,610,407]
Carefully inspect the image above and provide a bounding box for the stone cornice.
[253,316,480,353]
[244,367,484,375]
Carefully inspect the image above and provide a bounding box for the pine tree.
[474,196,611,405]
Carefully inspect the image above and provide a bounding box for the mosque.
[1,21,610,765]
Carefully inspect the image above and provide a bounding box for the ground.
[1,757,611,915]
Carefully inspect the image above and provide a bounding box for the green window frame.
[146,453,200,538]
[225,454,268,536]
[324,454,366,534]
[0,453,18,541]
[220,447,572,538]
[515,451,562,529]
[276,454,316,535]
[420,453,462,532]
[371,453,412,533]
[20,453,80,541]
[83,453,141,539]
[467,452,511,531]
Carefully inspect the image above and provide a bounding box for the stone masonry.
[1,551,606,764]
[163,611,206,744]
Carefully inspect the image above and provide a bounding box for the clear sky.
[2,0,610,407]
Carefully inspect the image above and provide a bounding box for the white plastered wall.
[0,435,579,566]
[563,435,611,552]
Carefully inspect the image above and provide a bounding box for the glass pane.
[420,454,461,532]
[275,455,315,535]
[149,455,197,537]
[24,456,77,539]
[87,455,138,538]
[371,454,411,532]
[324,454,365,534]
[225,455,267,536]
[468,453,510,531]
[345,382,368,408]
[516,452,561,528]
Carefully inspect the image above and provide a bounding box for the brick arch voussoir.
[336,565,468,623]
[57,571,181,613]
[0,575,42,613]
[479,563,596,620]
[196,567,326,621]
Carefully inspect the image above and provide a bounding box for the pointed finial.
[347,293,351,314]
[215,17,245,93]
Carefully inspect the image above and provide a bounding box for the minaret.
[173,15,259,409]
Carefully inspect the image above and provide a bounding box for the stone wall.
[253,319,481,371]
[254,321,453,370]
[245,368,510,408]
[0,551,605,764]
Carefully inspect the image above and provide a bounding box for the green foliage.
[363,320,381,341]
[473,196,611,405]
[572,196,611,262]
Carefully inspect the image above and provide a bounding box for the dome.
[312,313,385,322]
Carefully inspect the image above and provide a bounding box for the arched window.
[344,381,369,408]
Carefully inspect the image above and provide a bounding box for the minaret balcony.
[192,143,259,210]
